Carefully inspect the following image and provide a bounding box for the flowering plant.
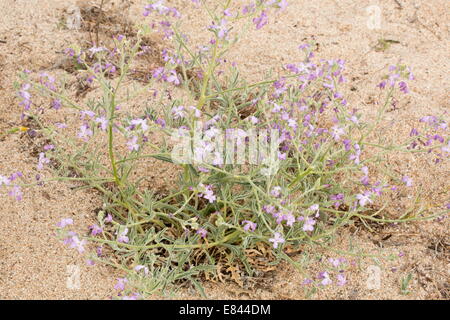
[3,0,448,298]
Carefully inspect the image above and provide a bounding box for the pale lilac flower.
[114,277,128,291]
[44,144,54,151]
[269,232,285,249]
[95,117,109,131]
[276,0,288,11]
[19,83,31,110]
[263,205,276,215]
[80,110,95,119]
[398,81,409,94]
[144,0,169,15]
[318,271,332,286]
[96,246,103,257]
[121,293,140,300]
[86,259,95,266]
[284,213,296,227]
[302,217,316,232]
[349,144,361,164]
[242,220,257,232]
[223,8,232,17]
[88,46,106,57]
[270,186,282,198]
[134,265,149,275]
[130,118,149,132]
[272,103,284,113]
[52,99,62,110]
[104,213,113,223]
[57,218,73,228]
[0,175,11,186]
[189,106,202,118]
[78,123,93,141]
[8,186,23,201]
[198,184,216,203]
[356,192,373,207]
[166,70,180,85]
[196,228,207,238]
[253,11,268,30]
[117,228,129,243]
[209,19,229,39]
[172,105,186,119]
[37,152,50,170]
[55,122,68,129]
[127,136,139,151]
[331,125,345,141]
[309,204,319,216]
[328,257,346,268]
[302,278,313,285]
[402,176,413,187]
[89,224,103,236]
[337,273,347,286]
[66,234,87,253]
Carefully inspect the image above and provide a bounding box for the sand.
[0,0,448,299]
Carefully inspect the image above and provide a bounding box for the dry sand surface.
[0,0,448,299]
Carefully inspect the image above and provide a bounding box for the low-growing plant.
[2,0,448,298]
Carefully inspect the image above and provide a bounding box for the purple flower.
[8,186,23,201]
[89,224,103,236]
[253,11,268,30]
[402,176,413,187]
[198,184,216,203]
[86,259,95,266]
[104,213,113,223]
[409,128,419,136]
[398,81,409,94]
[52,99,62,110]
[37,152,50,170]
[270,186,282,198]
[114,277,128,291]
[121,293,140,300]
[318,271,332,286]
[242,220,257,232]
[171,105,186,119]
[127,136,139,151]
[0,175,10,186]
[196,228,207,238]
[77,123,93,141]
[130,118,149,132]
[57,218,73,228]
[88,46,106,57]
[134,265,149,275]
[377,80,387,89]
[44,144,55,151]
[331,125,345,141]
[330,194,344,208]
[166,70,180,85]
[18,83,32,110]
[64,234,86,253]
[269,232,285,249]
[117,228,129,243]
[337,273,347,286]
[356,191,373,207]
[95,117,109,131]
[302,217,316,232]
[349,143,361,164]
